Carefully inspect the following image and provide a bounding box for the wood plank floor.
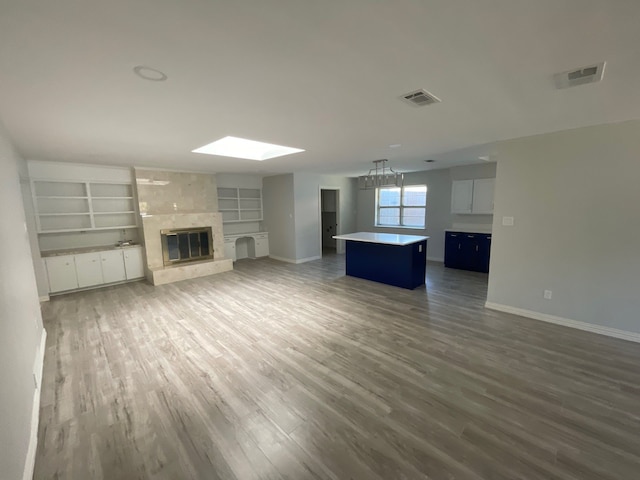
[35,254,640,480]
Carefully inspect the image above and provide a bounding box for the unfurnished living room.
[2,1,640,479]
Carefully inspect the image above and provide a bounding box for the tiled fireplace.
[141,213,232,285]
[134,168,233,286]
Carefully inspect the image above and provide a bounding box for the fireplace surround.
[140,212,232,286]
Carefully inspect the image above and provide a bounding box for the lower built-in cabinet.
[101,250,127,283]
[74,252,104,287]
[45,246,144,294]
[444,231,491,273]
[45,256,80,292]
[223,232,269,262]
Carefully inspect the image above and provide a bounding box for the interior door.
[321,189,338,252]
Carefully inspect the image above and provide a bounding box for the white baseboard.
[269,255,296,263]
[485,302,640,344]
[269,255,322,264]
[296,255,321,264]
[427,256,444,263]
[39,295,49,302]
[23,328,47,480]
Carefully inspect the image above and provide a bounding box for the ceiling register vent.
[401,89,441,107]
[554,62,606,89]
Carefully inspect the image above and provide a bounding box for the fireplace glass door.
[161,227,213,265]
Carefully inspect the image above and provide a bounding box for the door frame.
[318,186,343,255]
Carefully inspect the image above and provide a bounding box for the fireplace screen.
[161,227,213,266]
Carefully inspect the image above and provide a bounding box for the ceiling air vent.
[401,89,441,107]
[554,62,606,89]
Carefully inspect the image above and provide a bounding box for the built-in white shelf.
[217,187,263,223]
[32,180,138,233]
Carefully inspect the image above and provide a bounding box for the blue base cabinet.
[345,239,427,289]
[444,232,491,273]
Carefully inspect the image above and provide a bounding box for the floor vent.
[401,89,441,107]
[554,62,606,89]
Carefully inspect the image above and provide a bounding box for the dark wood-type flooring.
[35,254,640,479]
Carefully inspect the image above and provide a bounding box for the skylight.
[192,136,305,161]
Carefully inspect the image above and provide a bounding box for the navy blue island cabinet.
[444,231,491,273]
[333,232,429,289]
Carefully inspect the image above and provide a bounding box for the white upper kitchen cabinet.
[74,252,104,288]
[451,178,495,214]
[451,180,474,214]
[471,178,495,214]
[100,250,127,283]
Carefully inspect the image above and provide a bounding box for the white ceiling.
[1,0,639,176]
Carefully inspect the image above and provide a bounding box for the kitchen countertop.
[333,232,429,246]
[41,244,142,257]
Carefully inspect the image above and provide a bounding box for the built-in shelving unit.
[217,187,263,223]
[32,180,138,233]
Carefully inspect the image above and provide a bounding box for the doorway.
[320,188,339,256]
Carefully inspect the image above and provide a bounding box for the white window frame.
[375,185,427,229]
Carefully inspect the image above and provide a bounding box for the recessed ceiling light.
[192,136,305,161]
[133,65,168,82]
[389,144,401,148]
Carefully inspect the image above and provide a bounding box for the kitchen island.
[333,232,429,289]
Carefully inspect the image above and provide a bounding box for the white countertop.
[223,231,268,238]
[333,232,429,246]
[41,244,142,257]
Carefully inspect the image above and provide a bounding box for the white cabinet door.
[123,247,144,279]
[45,256,78,293]
[472,178,495,214]
[100,250,126,283]
[451,180,474,214]
[254,234,269,258]
[224,240,236,261]
[74,252,103,288]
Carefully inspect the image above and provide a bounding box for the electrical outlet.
[544,290,552,300]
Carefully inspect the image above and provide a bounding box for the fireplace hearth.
[161,227,213,266]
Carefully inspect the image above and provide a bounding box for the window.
[376,185,427,228]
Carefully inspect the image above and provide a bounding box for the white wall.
[0,124,46,480]
[488,120,640,335]
[293,173,358,261]
[356,163,496,261]
[263,174,297,261]
[18,162,49,299]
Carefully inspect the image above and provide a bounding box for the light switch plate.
[502,216,514,226]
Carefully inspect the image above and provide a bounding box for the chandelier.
[358,159,404,190]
